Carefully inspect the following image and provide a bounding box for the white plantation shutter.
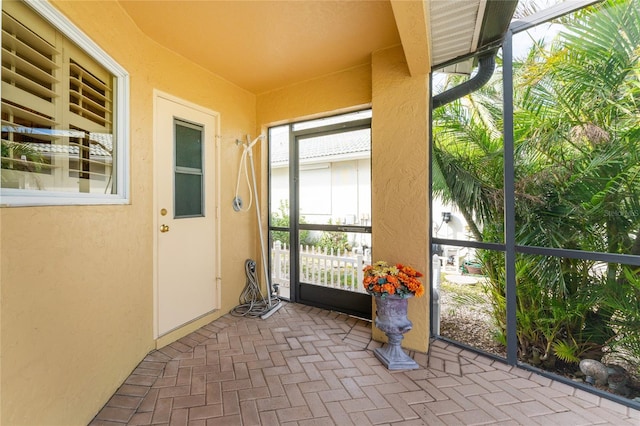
[65,46,114,186]
[2,2,58,178]
[69,61,112,126]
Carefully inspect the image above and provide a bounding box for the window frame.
[1,0,130,207]
[173,118,204,218]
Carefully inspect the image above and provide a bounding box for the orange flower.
[362,260,424,298]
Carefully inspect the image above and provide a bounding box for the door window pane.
[175,123,202,169]
[175,173,202,217]
[174,120,203,217]
[298,129,371,226]
[298,230,371,293]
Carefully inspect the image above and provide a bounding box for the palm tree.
[513,0,640,365]
[433,0,640,370]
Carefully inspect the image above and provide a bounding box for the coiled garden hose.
[231,259,280,318]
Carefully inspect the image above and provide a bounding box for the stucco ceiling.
[117,0,516,94]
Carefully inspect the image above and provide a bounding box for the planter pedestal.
[373,295,419,370]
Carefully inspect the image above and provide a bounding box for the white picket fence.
[271,241,372,295]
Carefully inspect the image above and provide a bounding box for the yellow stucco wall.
[371,46,430,352]
[257,64,372,125]
[0,1,259,424]
[0,2,433,424]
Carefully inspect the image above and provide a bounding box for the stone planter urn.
[373,294,419,370]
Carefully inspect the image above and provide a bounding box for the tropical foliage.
[270,200,313,246]
[433,0,640,375]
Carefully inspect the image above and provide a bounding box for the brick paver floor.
[91,302,640,425]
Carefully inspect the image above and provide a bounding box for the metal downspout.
[432,50,498,108]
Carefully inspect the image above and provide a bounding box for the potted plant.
[462,260,483,275]
[363,261,425,369]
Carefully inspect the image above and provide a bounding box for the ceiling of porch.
[117,0,517,94]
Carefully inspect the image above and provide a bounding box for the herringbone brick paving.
[91,302,640,425]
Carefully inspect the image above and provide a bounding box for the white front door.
[154,92,219,337]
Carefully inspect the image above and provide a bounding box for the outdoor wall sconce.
[442,212,452,223]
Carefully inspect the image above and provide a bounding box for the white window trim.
[0,0,130,207]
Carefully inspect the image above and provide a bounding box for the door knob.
[160,224,170,233]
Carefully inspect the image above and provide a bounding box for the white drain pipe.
[432,254,441,335]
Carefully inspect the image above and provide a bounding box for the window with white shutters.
[1,0,129,206]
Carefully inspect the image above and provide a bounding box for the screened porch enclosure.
[431,0,640,408]
[268,110,373,318]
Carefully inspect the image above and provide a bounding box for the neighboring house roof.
[25,141,112,158]
[2,127,113,158]
[270,131,370,167]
